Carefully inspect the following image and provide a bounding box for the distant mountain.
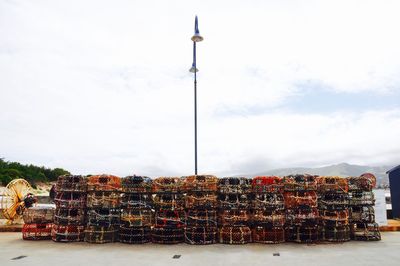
[246,163,394,187]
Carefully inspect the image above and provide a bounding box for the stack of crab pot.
[52,175,87,242]
[183,175,219,244]
[251,176,285,243]
[85,175,121,243]
[119,175,153,244]
[284,174,319,243]
[348,173,381,241]
[317,176,351,242]
[22,205,55,240]
[218,177,252,244]
[151,177,185,244]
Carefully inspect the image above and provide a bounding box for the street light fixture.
[189,16,203,175]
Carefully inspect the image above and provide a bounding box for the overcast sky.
[1,0,399,177]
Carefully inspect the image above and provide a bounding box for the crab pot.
[349,206,375,223]
[283,174,318,191]
[153,193,185,210]
[120,209,153,227]
[151,227,184,244]
[318,193,349,210]
[218,209,250,226]
[251,192,285,210]
[252,226,285,244]
[183,175,218,192]
[121,175,152,193]
[351,222,381,241]
[284,191,318,209]
[319,209,349,227]
[218,193,251,209]
[316,176,349,193]
[84,225,119,243]
[319,225,351,242]
[120,193,153,210]
[86,208,121,227]
[184,226,218,245]
[185,192,218,209]
[349,191,375,206]
[55,175,87,192]
[55,192,86,209]
[252,209,285,227]
[22,223,52,240]
[185,209,217,227]
[154,209,185,228]
[23,206,55,224]
[152,177,184,193]
[119,225,151,244]
[218,177,252,194]
[219,225,252,244]
[252,176,284,193]
[285,225,319,243]
[51,224,85,242]
[54,208,86,225]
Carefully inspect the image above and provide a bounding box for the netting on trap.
[285,207,319,226]
[155,209,185,228]
[121,175,152,193]
[23,206,55,224]
[55,175,87,193]
[184,226,218,244]
[318,193,349,210]
[51,224,85,242]
[219,225,252,244]
[22,223,52,240]
[285,225,319,243]
[84,225,119,243]
[151,227,184,244]
[284,191,318,208]
[54,208,85,225]
[218,193,251,209]
[120,193,153,210]
[186,209,218,227]
[153,193,185,210]
[251,193,285,210]
[218,177,252,194]
[87,175,121,192]
[185,192,218,209]
[347,173,376,192]
[316,176,349,193]
[252,226,285,244]
[283,174,318,191]
[351,222,381,241]
[86,191,121,209]
[55,191,86,209]
[349,206,375,223]
[218,209,250,226]
[349,191,375,206]
[252,176,284,193]
[183,175,218,192]
[120,209,153,227]
[119,225,151,244]
[252,209,285,227]
[152,177,184,193]
[86,208,120,227]
[319,209,349,226]
[319,225,351,242]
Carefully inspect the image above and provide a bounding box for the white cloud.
[0,0,400,176]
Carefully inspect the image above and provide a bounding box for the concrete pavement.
[0,232,399,266]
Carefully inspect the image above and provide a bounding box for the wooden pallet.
[380,219,400,231]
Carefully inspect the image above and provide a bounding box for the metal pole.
[194,42,198,175]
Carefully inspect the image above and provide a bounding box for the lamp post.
[189,16,203,175]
